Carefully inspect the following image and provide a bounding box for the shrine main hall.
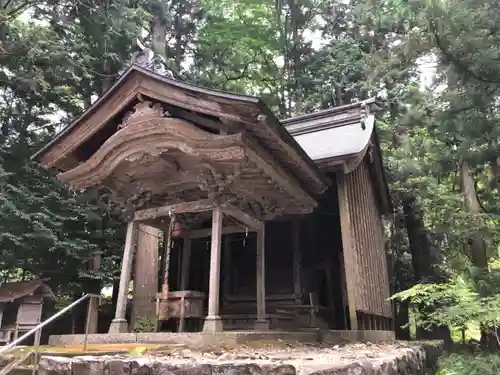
[33,64,393,338]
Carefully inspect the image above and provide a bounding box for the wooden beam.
[336,173,359,331]
[169,106,229,133]
[254,226,269,330]
[292,219,302,304]
[243,136,316,207]
[109,221,137,333]
[188,225,248,239]
[222,204,262,230]
[180,237,191,290]
[134,199,215,222]
[223,235,231,301]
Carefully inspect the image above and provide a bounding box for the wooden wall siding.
[345,160,392,317]
[131,224,159,327]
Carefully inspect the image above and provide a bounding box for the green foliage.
[437,353,500,375]
[392,273,500,338]
[132,316,156,333]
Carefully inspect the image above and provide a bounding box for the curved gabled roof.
[32,64,327,197]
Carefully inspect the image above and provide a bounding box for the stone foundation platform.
[48,330,396,347]
[38,340,443,375]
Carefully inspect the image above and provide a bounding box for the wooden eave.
[0,278,55,303]
[283,101,392,214]
[32,64,327,197]
[282,98,376,132]
[53,115,318,218]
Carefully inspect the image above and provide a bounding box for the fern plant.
[132,315,156,333]
[391,274,500,338]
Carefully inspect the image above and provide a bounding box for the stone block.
[48,333,137,346]
[104,359,132,375]
[152,363,212,375]
[212,364,264,375]
[72,357,106,375]
[261,365,296,375]
[130,360,153,375]
[38,356,72,375]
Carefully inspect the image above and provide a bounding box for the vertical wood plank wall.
[345,160,392,317]
[131,224,160,328]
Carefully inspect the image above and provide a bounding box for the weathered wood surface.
[132,224,160,327]
[207,208,223,319]
[134,200,216,222]
[16,302,42,325]
[55,107,317,221]
[109,221,137,334]
[222,205,262,230]
[189,225,247,238]
[157,291,205,320]
[336,173,359,330]
[345,159,392,318]
[34,66,326,196]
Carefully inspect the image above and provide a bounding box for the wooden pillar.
[337,173,359,330]
[254,225,269,330]
[180,237,191,290]
[85,250,101,334]
[223,235,231,300]
[203,207,224,332]
[109,221,137,333]
[292,220,302,304]
[131,224,159,331]
[324,265,336,326]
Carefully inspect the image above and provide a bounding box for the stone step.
[10,365,36,375]
[37,350,128,358]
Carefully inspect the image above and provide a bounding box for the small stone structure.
[37,341,443,375]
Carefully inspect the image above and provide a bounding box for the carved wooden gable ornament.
[32,65,327,221]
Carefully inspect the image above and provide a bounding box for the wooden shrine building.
[33,65,392,334]
[0,279,55,345]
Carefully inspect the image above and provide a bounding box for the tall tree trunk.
[460,160,496,349]
[460,161,488,269]
[393,126,450,343]
[389,208,411,339]
[151,15,167,60]
[395,299,411,340]
[403,196,451,343]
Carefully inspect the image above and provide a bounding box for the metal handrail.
[0,293,99,355]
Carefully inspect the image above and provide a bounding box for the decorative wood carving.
[33,66,326,197]
[57,116,246,188]
[57,107,318,221]
[118,100,170,130]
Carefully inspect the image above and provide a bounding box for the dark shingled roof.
[0,279,55,303]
